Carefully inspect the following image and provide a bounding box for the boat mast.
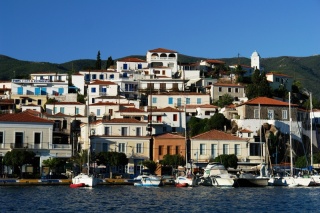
[87,80,90,176]
[289,92,293,177]
[310,92,313,168]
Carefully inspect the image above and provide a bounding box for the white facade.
[149,92,211,109]
[87,80,118,104]
[266,72,293,92]
[46,102,86,116]
[146,48,178,76]
[31,73,68,83]
[251,51,260,70]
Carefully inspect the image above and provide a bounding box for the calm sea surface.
[0,185,319,213]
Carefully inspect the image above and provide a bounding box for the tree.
[245,70,273,99]
[42,158,61,173]
[212,154,238,169]
[141,160,158,174]
[216,94,234,108]
[106,56,114,69]
[3,150,36,177]
[162,154,185,168]
[205,113,230,131]
[295,155,308,168]
[96,151,128,167]
[70,149,88,173]
[95,50,102,70]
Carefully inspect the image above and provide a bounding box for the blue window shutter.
[41,88,47,95]
[58,88,64,95]
[35,88,40,95]
[123,64,128,70]
[17,87,23,95]
[138,64,142,69]
[168,97,173,104]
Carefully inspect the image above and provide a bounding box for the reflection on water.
[1,185,319,212]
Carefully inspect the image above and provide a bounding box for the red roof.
[205,59,225,64]
[241,97,297,107]
[90,80,117,85]
[154,133,185,139]
[47,102,84,105]
[0,113,53,123]
[103,118,146,124]
[149,48,177,53]
[149,107,182,112]
[192,129,246,140]
[119,108,146,113]
[119,57,146,63]
[213,83,245,87]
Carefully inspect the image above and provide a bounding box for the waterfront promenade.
[0,178,132,186]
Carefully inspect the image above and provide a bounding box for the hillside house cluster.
[0,48,317,178]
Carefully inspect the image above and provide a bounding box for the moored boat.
[175,175,196,187]
[134,174,163,187]
[199,162,235,187]
[70,183,86,188]
[72,173,100,187]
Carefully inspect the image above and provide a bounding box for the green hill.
[1,54,320,98]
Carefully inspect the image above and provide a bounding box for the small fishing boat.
[134,174,163,187]
[70,183,86,188]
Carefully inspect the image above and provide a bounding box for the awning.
[187,78,201,86]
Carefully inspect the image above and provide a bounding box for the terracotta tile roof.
[240,97,297,107]
[192,129,246,141]
[205,59,225,64]
[119,107,146,113]
[80,70,116,73]
[149,48,177,53]
[0,99,14,104]
[0,112,54,123]
[154,133,185,139]
[90,102,134,107]
[90,80,117,85]
[47,102,84,105]
[103,118,146,124]
[239,129,253,133]
[266,72,292,78]
[148,107,182,112]
[154,92,209,96]
[23,109,42,116]
[118,57,146,63]
[213,83,245,87]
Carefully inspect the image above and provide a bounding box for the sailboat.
[71,85,100,187]
[282,92,311,187]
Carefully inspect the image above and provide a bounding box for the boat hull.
[175,176,195,187]
[72,173,100,187]
[234,177,269,187]
[211,177,234,187]
[70,183,85,188]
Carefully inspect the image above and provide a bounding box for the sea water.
[0,185,318,213]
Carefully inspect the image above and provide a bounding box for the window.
[267,109,274,120]
[159,145,163,155]
[17,87,23,95]
[282,110,288,120]
[102,143,109,152]
[211,144,217,159]
[34,132,41,144]
[118,143,125,152]
[228,88,232,92]
[121,127,128,136]
[200,144,206,155]
[136,127,141,136]
[110,74,114,79]
[99,74,104,80]
[235,144,240,155]
[91,87,96,93]
[38,99,41,105]
[168,97,173,105]
[15,132,24,148]
[186,98,190,104]
[123,64,128,70]
[101,87,107,93]
[152,97,157,104]
[223,144,229,154]
[92,74,97,80]
[173,114,178,121]
[75,107,79,114]
[197,98,201,104]
[175,146,180,154]
[97,109,100,116]
[138,64,142,69]
[60,107,64,113]
[235,88,239,93]
[177,98,182,107]
[85,74,90,81]
[0,132,3,144]
[254,109,260,119]
[167,146,171,155]
[250,143,262,156]
[136,143,142,153]
[104,127,110,135]
[219,87,222,92]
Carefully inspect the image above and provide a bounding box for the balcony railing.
[5,143,71,150]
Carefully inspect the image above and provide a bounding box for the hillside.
[1,54,320,98]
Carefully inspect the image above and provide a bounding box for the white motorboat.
[200,162,235,187]
[134,174,163,187]
[175,175,196,187]
[72,173,100,187]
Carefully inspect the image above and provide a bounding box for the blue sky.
[1,0,319,64]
